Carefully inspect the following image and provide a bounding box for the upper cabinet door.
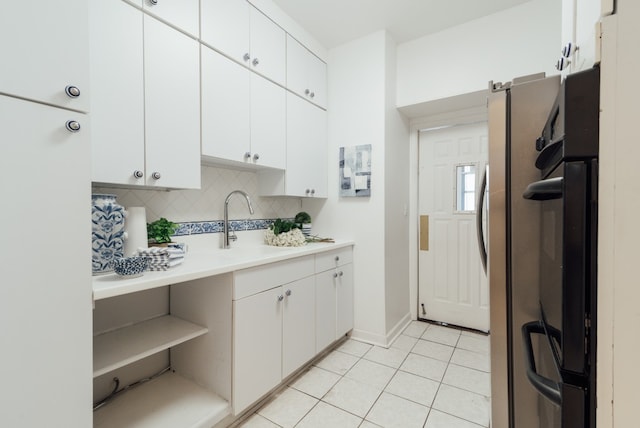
[250,75,286,170]
[200,0,251,65]
[144,15,201,189]
[249,6,286,86]
[90,0,145,185]
[0,0,89,112]
[201,46,251,163]
[142,0,199,37]
[286,35,327,109]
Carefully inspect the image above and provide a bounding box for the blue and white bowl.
[111,256,149,278]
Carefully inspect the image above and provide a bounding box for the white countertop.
[92,240,354,301]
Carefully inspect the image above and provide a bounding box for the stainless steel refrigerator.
[485,73,560,428]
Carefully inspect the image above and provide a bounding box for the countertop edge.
[93,240,355,301]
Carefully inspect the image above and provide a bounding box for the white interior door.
[418,123,489,332]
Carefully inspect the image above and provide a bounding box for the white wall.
[598,2,640,426]
[383,33,411,337]
[303,31,392,345]
[396,0,561,107]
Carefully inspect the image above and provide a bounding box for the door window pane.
[456,164,476,212]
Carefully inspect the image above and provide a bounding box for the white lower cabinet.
[315,248,355,352]
[282,276,317,377]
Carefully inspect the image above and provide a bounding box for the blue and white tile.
[431,384,491,427]
[257,387,318,428]
[295,402,362,428]
[399,353,448,382]
[384,370,440,407]
[365,392,429,428]
[424,409,485,428]
[314,350,360,376]
[411,339,455,362]
[345,358,396,390]
[322,377,382,418]
[363,346,409,369]
[289,366,341,399]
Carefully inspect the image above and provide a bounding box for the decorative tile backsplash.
[93,165,302,234]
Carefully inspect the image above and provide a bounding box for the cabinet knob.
[555,57,570,71]
[133,170,144,179]
[339,271,344,277]
[277,295,284,302]
[149,0,158,5]
[305,89,310,95]
[243,53,251,62]
[285,289,292,296]
[335,256,340,262]
[310,189,315,196]
[333,273,338,279]
[244,152,251,160]
[252,58,259,66]
[65,85,81,98]
[310,92,315,99]
[253,153,260,162]
[151,172,161,180]
[65,120,81,132]
[561,42,577,58]
[305,189,311,195]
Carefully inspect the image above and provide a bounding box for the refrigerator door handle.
[521,321,562,406]
[476,167,488,273]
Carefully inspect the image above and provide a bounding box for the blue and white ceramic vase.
[92,194,126,275]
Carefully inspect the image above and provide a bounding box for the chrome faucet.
[223,190,254,249]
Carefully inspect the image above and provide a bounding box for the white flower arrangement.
[264,227,307,247]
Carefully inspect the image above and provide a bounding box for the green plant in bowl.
[147,217,179,245]
[294,211,311,227]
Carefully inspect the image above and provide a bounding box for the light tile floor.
[237,321,491,428]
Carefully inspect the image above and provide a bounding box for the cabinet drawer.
[233,255,314,300]
[315,247,353,273]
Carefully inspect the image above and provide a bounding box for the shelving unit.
[93,371,230,428]
[93,315,208,377]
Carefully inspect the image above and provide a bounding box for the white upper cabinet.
[90,0,145,186]
[141,0,199,37]
[144,15,200,189]
[258,93,327,197]
[560,0,614,74]
[201,0,286,85]
[286,35,327,109]
[0,0,89,112]
[202,46,285,170]
[90,1,200,189]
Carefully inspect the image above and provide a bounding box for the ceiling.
[271,0,535,49]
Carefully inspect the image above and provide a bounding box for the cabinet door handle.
[253,153,260,162]
[310,92,315,99]
[285,289,292,296]
[333,273,338,279]
[65,120,81,132]
[149,0,158,5]
[133,170,144,179]
[339,271,344,277]
[305,89,310,95]
[244,152,251,160]
[243,53,251,62]
[335,256,340,262]
[305,189,311,195]
[252,58,259,66]
[310,189,315,196]
[151,172,161,180]
[65,85,81,98]
[277,295,284,302]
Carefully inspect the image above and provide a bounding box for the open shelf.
[94,370,230,428]
[94,315,208,377]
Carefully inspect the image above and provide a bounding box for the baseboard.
[350,312,412,348]
[385,312,412,346]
